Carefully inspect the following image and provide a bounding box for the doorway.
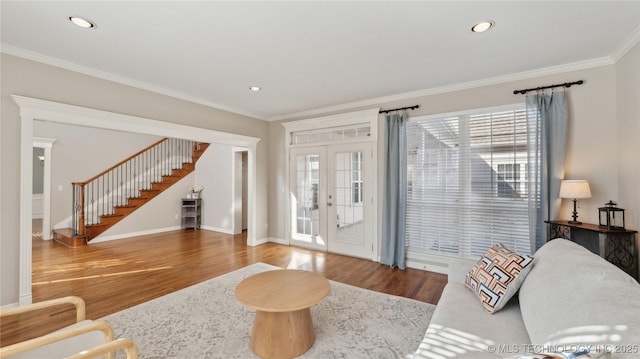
[16,95,260,304]
[289,143,373,259]
[233,149,248,234]
[32,138,56,241]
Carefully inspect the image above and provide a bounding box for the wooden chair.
[0,296,137,359]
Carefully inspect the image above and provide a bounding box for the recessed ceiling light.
[249,86,261,92]
[69,16,96,29]
[471,21,493,33]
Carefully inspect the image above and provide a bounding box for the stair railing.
[72,138,202,236]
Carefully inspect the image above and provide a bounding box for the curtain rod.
[513,80,584,95]
[379,105,419,114]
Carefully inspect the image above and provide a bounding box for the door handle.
[327,202,332,206]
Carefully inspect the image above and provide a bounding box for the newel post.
[72,182,86,236]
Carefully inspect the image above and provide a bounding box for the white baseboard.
[265,237,289,245]
[19,294,33,305]
[90,226,181,243]
[200,225,234,235]
[248,237,271,246]
[1,301,21,310]
[405,252,451,275]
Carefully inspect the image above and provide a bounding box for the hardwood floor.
[1,229,447,347]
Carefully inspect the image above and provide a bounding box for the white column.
[19,112,34,304]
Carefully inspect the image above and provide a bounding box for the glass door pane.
[295,154,319,237]
[333,151,364,244]
[290,147,327,250]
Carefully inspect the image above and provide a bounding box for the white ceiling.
[1,1,639,121]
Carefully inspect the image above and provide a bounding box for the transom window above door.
[291,123,371,145]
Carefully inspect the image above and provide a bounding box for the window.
[405,105,532,259]
[291,124,371,145]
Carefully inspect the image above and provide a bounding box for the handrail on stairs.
[71,138,203,237]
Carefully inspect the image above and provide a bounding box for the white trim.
[611,27,640,63]
[200,225,234,235]
[283,108,380,142]
[1,302,21,310]
[266,237,289,245]
[2,45,264,120]
[250,237,272,247]
[405,252,452,275]
[15,95,261,304]
[19,114,34,304]
[270,57,614,122]
[13,96,259,148]
[3,42,632,124]
[90,226,182,244]
[283,109,379,261]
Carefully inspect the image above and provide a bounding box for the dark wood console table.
[545,220,638,280]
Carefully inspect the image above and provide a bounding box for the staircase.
[53,138,209,247]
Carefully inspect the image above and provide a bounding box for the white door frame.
[283,108,379,261]
[15,95,260,304]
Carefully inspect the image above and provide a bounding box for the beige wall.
[0,53,270,306]
[269,55,638,253]
[616,43,640,231]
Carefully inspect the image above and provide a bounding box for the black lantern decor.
[599,201,625,230]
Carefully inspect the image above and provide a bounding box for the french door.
[289,143,373,259]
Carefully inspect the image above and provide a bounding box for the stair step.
[139,189,161,198]
[114,205,137,217]
[151,182,171,191]
[128,197,151,206]
[180,163,195,171]
[99,214,125,225]
[85,224,110,239]
[161,175,182,185]
[52,228,87,248]
[172,168,192,176]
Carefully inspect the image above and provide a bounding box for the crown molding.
[1,44,265,121]
[4,39,634,124]
[611,26,640,63]
[270,56,615,122]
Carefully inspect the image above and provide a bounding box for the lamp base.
[569,199,581,225]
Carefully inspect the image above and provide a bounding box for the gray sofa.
[411,238,640,359]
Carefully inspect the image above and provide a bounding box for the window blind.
[406,105,532,259]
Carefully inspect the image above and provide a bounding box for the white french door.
[289,143,373,259]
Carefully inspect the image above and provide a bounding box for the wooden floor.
[1,229,447,347]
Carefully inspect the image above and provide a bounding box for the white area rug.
[101,263,435,358]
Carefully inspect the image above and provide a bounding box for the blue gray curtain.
[526,91,568,252]
[381,112,407,269]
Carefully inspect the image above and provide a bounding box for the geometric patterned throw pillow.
[464,243,534,314]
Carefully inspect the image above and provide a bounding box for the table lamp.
[559,180,592,224]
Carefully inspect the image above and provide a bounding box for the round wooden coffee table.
[235,269,330,359]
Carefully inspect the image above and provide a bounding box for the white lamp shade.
[559,180,592,199]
